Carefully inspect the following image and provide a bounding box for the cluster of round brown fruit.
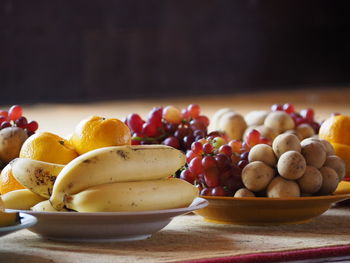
[236,133,345,198]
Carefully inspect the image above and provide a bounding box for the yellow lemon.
[69,116,131,155]
[0,164,25,194]
[19,132,78,164]
[319,115,350,146]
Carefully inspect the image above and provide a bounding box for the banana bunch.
[9,145,197,212]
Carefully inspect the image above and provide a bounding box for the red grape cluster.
[181,129,271,196]
[271,103,320,133]
[0,105,39,135]
[125,104,210,152]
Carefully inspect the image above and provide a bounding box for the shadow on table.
[0,252,54,263]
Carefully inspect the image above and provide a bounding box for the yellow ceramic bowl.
[194,181,350,225]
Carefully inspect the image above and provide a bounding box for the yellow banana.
[65,178,198,212]
[50,145,186,210]
[2,189,46,210]
[10,158,64,198]
[31,200,68,212]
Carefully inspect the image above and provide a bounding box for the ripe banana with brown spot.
[50,145,186,211]
[10,158,64,198]
[2,189,46,210]
[65,178,198,212]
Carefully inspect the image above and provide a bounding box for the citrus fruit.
[70,116,131,155]
[319,115,350,146]
[0,164,25,194]
[19,132,78,164]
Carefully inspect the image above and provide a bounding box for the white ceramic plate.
[0,213,37,237]
[9,197,208,242]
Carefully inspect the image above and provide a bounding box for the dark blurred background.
[1,0,350,104]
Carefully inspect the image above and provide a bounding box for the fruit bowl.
[194,181,350,225]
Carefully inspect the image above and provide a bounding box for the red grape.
[126,113,144,133]
[203,143,214,154]
[163,106,182,124]
[194,115,209,127]
[211,186,226,196]
[271,104,283,111]
[131,139,141,145]
[189,119,206,132]
[183,135,195,150]
[204,168,220,187]
[164,123,177,133]
[191,141,203,154]
[174,126,191,140]
[300,108,314,122]
[214,154,231,171]
[241,142,251,152]
[26,120,39,132]
[237,160,249,169]
[189,156,204,176]
[15,116,28,128]
[0,116,7,124]
[260,137,271,145]
[202,155,217,170]
[283,103,295,114]
[181,109,190,120]
[240,151,249,161]
[309,122,320,133]
[0,121,11,129]
[142,122,158,137]
[225,175,244,192]
[163,136,180,148]
[246,129,260,147]
[180,169,196,184]
[187,104,200,118]
[219,144,232,156]
[147,107,163,126]
[186,150,199,163]
[228,140,242,153]
[8,105,23,121]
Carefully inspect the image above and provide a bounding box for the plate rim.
[0,213,37,233]
[6,197,208,217]
[201,193,350,202]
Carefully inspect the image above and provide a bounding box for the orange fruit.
[319,115,350,146]
[19,132,79,165]
[69,116,131,155]
[0,164,25,194]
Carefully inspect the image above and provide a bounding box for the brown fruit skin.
[242,161,275,192]
[267,176,300,198]
[301,142,327,169]
[248,144,277,167]
[264,111,295,133]
[297,166,323,194]
[272,133,301,158]
[324,155,346,181]
[0,127,28,164]
[317,167,339,195]
[277,151,306,180]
